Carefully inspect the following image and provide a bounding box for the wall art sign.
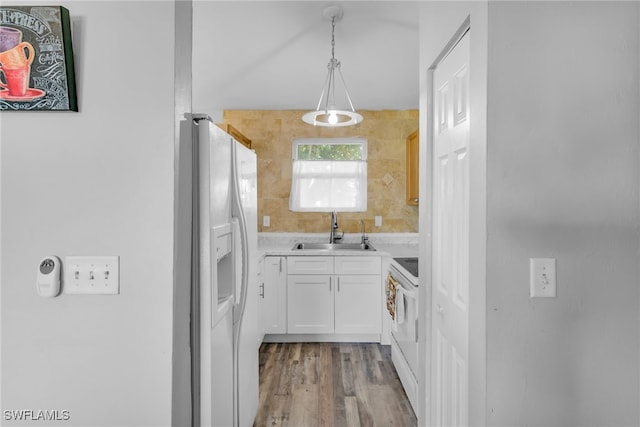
[0,5,77,111]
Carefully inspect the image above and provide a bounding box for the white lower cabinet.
[286,256,381,335]
[262,256,287,334]
[287,275,334,333]
[334,274,381,334]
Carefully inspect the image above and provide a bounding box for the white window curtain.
[289,139,367,212]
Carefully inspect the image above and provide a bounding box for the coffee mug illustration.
[0,26,22,52]
[0,27,44,100]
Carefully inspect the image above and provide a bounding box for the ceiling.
[192,1,420,113]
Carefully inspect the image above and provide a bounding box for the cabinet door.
[335,275,382,334]
[263,257,287,334]
[257,257,265,337]
[406,129,419,205]
[287,275,334,334]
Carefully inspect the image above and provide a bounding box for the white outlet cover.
[64,256,120,295]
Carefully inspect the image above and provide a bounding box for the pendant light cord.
[331,16,336,61]
[326,16,341,113]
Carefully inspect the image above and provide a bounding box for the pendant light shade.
[302,5,363,127]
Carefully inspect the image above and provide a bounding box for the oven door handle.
[390,269,417,297]
[397,283,416,299]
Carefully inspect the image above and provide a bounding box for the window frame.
[289,138,368,212]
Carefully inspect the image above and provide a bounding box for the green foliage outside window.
[296,143,363,161]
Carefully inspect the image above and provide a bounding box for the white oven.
[387,259,419,413]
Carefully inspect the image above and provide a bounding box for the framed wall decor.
[0,5,77,111]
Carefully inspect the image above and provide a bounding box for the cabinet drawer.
[287,256,334,275]
[335,256,381,275]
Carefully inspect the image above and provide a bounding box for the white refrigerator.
[192,115,261,427]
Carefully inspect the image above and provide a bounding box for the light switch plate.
[529,258,556,298]
[375,216,382,227]
[263,216,270,227]
[64,256,120,295]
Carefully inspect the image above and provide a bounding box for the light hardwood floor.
[253,342,417,427]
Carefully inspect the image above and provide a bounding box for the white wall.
[1,2,180,425]
[486,2,639,426]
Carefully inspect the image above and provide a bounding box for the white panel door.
[432,29,470,427]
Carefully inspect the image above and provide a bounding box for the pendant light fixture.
[302,5,363,127]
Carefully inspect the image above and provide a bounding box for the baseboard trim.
[262,333,381,343]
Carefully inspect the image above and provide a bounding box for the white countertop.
[258,232,419,259]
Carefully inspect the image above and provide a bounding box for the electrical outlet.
[375,216,382,227]
[529,258,556,298]
[263,216,270,227]
[64,256,120,295]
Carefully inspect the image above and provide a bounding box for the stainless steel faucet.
[329,211,342,243]
[360,219,369,245]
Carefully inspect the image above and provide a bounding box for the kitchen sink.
[291,242,376,251]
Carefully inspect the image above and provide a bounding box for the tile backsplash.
[223,109,419,233]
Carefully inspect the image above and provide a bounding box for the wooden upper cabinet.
[217,123,252,149]
[406,129,419,205]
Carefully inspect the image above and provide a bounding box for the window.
[289,138,367,212]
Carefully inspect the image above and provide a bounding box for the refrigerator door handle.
[231,142,250,427]
[231,161,249,324]
[232,218,242,303]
